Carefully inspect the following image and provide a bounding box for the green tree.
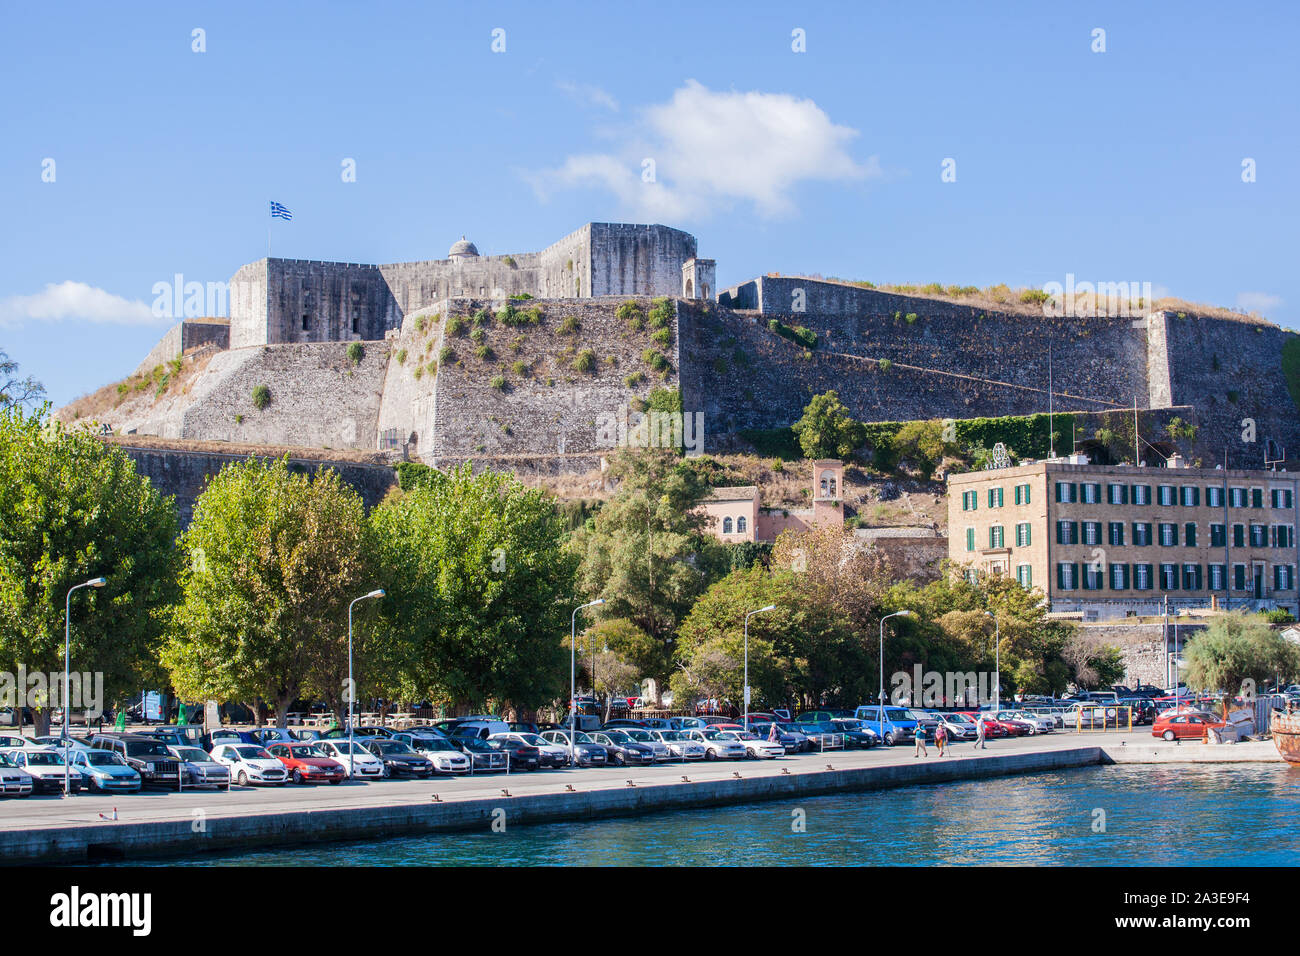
[0,408,180,734]
[792,390,864,460]
[1183,612,1299,709]
[569,447,728,683]
[0,349,45,410]
[163,457,372,727]
[370,464,576,716]
[891,419,953,480]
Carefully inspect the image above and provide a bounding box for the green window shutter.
[1024,524,1031,547]
[1070,521,1078,544]
[1185,523,1196,547]
[966,527,975,552]
[1253,488,1264,508]
[1023,484,1031,505]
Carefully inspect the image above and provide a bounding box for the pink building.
[702,460,844,543]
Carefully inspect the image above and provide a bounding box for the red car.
[266,743,346,784]
[1152,712,1226,741]
[958,712,1011,737]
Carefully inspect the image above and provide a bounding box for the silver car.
[539,730,609,767]
[620,728,675,762]
[168,745,232,789]
[648,730,707,761]
[683,729,747,760]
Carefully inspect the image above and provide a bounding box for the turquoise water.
[141,764,1300,866]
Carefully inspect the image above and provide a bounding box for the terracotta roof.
[707,485,758,501]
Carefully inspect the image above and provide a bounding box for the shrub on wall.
[475,344,494,361]
[446,315,466,337]
[572,349,596,373]
[439,345,454,365]
[346,342,364,365]
[490,374,507,391]
[251,384,271,410]
[766,318,817,349]
[558,315,580,336]
[1282,339,1300,411]
[641,348,670,373]
[396,348,407,365]
[648,297,674,329]
[617,300,645,331]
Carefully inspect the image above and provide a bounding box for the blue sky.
[2,0,1296,406]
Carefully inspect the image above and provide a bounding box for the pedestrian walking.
[935,721,948,756]
[973,714,987,749]
[914,725,927,757]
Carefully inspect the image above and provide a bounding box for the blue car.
[853,706,919,746]
[70,749,142,793]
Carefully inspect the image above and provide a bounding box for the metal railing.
[1074,706,1133,732]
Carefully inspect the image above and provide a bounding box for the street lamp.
[984,610,1000,712]
[570,599,605,766]
[878,610,912,741]
[743,605,777,732]
[1173,608,1188,710]
[64,576,105,796]
[347,589,385,777]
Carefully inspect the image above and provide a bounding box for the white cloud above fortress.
[529,80,878,220]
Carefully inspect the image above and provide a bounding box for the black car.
[588,730,656,766]
[830,718,881,749]
[1119,698,1158,725]
[320,725,394,740]
[450,736,508,772]
[487,738,542,771]
[363,739,434,778]
[90,733,183,787]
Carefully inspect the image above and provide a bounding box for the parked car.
[0,734,48,751]
[0,751,34,797]
[253,728,299,747]
[789,719,846,750]
[450,735,509,772]
[829,718,881,748]
[446,717,511,740]
[539,730,610,767]
[646,729,707,761]
[313,739,385,778]
[1118,698,1158,725]
[320,725,394,740]
[493,732,569,768]
[750,721,809,754]
[90,733,184,788]
[853,706,919,746]
[680,729,747,760]
[266,742,347,784]
[1153,711,1226,741]
[68,748,141,793]
[958,712,1016,737]
[168,745,233,789]
[927,712,978,740]
[209,743,289,786]
[363,739,435,778]
[601,718,649,730]
[0,748,82,794]
[139,725,206,749]
[991,710,1051,734]
[714,730,785,759]
[486,736,543,771]
[393,734,471,774]
[290,728,325,741]
[618,728,675,762]
[29,734,93,751]
[667,716,708,730]
[588,730,657,766]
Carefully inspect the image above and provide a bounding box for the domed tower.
[448,236,479,261]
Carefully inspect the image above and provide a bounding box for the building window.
[1134,564,1153,590]
[737,516,747,533]
[1016,565,1032,587]
[1233,523,1245,548]
[1229,487,1246,508]
[1250,524,1267,547]
[1108,522,1125,546]
[1210,524,1226,548]
[1081,483,1100,504]
[1272,488,1295,509]
[722,517,733,534]
[302,314,312,331]
[1277,565,1295,591]
[1182,564,1202,590]
[966,527,975,552]
[1110,563,1130,590]
[962,490,978,511]
[1209,564,1225,590]
[1108,483,1128,505]
[987,487,1003,508]
[1207,486,1224,508]
[1083,521,1101,546]
[1180,486,1200,507]
[1015,522,1031,547]
[1184,523,1197,547]
[1160,563,1178,591]
[989,525,1004,549]
[1252,488,1264,509]
[1083,563,1103,590]
[1057,563,1078,591]
[351,310,361,335]
[1056,520,1078,545]
[1159,523,1178,547]
[1014,483,1031,505]
[1234,564,1247,590]
[1055,482,1077,503]
[1133,485,1151,506]
[1158,485,1175,507]
[821,471,838,498]
[1133,522,1152,546]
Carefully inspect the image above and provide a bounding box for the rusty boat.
[1270,711,1300,763]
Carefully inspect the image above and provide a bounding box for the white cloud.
[529,80,878,220]
[1237,291,1282,314]
[556,79,619,112]
[0,281,158,328]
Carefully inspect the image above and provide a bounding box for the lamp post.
[878,610,912,741]
[347,589,385,777]
[1173,608,1187,711]
[984,610,1000,712]
[570,599,604,766]
[743,605,776,732]
[64,576,106,797]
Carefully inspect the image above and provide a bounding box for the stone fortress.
[70,220,1300,488]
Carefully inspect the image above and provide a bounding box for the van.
[853,706,919,746]
[450,717,510,739]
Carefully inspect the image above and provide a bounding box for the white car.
[29,735,94,751]
[0,752,33,797]
[395,734,471,775]
[491,733,571,768]
[0,748,84,793]
[0,734,51,752]
[313,740,384,778]
[924,712,977,740]
[209,743,288,786]
[648,730,707,761]
[682,729,747,760]
[994,710,1054,734]
[716,730,784,759]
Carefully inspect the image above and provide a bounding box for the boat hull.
[1270,712,1300,763]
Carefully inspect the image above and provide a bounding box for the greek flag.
[269,201,292,221]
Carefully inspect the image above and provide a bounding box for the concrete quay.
[0,731,1284,864]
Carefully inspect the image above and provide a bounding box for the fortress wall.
[536,224,591,299]
[229,261,268,349]
[1159,312,1300,467]
[176,342,390,450]
[422,297,680,462]
[588,223,696,297]
[374,302,449,460]
[262,260,395,344]
[134,320,231,376]
[379,254,542,316]
[113,443,397,528]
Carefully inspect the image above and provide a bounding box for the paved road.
[0,730,1175,833]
